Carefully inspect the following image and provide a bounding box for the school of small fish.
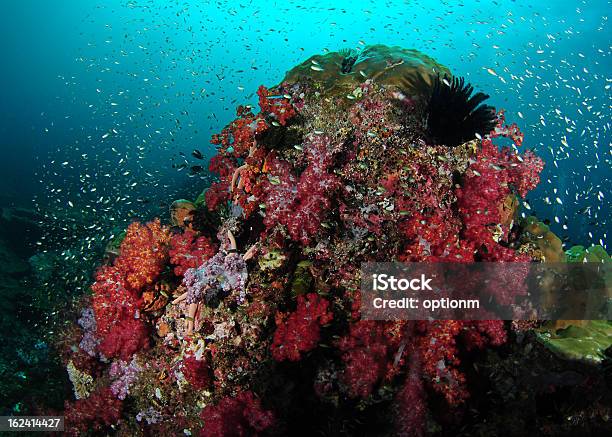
[32,0,609,295]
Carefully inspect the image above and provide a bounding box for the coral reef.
[56,45,610,436]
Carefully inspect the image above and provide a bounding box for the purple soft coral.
[183,250,247,305]
[109,358,142,400]
[78,308,100,357]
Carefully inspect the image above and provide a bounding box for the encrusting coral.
[58,45,608,436]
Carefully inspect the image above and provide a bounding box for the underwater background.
[0,0,610,431]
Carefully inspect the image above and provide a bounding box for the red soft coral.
[337,321,405,398]
[257,152,299,234]
[394,353,426,437]
[91,266,137,336]
[114,219,170,292]
[169,230,217,277]
[211,105,268,158]
[205,155,237,211]
[64,387,122,437]
[417,320,507,406]
[91,219,167,359]
[492,109,524,146]
[456,139,542,261]
[507,149,544,198]
[257,85,296,126]
[462,320,507,351]
[200,391,275,437]
[98,318,149,361]
[271,293,333,362]
[418,321,467,406]
[399,211,467,262]
[182,354,211,390]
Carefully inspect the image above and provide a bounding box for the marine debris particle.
[59,45,608,436]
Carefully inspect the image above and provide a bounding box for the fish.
[192,149,204,159]
[189,165,204,175]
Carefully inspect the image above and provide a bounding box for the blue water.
[1,0,609,248]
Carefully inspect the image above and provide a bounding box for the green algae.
[526,229,611,364]
[105,229,126,256]
[291,260,313,296]
[536,320,612,364]
[258,248,287,271]
[565,245,611,263]
[194,189,207,208]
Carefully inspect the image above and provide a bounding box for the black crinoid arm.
[424,74,497,147]
[339,48,359,74]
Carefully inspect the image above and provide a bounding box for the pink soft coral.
[260,135,339,244]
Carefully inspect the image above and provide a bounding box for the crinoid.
[424,75,497,147]
[338,47,372,74]
[339,48,359,74]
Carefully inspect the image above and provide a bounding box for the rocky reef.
[56,46,610,436]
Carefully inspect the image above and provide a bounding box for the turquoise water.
[2,0,609,249]
[0,0,609,418]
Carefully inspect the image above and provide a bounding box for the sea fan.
[425,75,497,147]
